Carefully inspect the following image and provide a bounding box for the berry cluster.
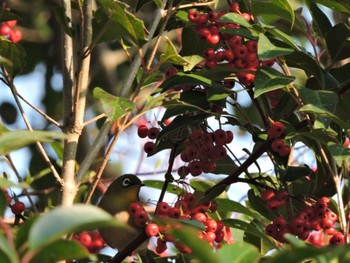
[137,119,160,156]
[178,128,233,177]
[0,20,21,43]
[73,231,105,253]
[188,2,274,87]
[128,193,230,255]
[261,189,288,210]
[265,196,344,246]
[267,121,290,157]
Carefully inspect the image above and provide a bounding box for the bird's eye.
[122,178,131,187]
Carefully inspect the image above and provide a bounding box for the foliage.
[0,0,350,262]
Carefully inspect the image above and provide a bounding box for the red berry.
[233,45,248,60]
[279,145,291,157]
[261,189,275,201]
[229,2,240,13]
[206,34,220,45]
[246,40,258,53]
[144,141,156,155]
[184,193,196,205]
[156,201,171,216]
[134,210,149,226]
[268,121,285,139]
[188,10,200,22]
[265,224,277,237]
[79,231,92,247]
[5,20,17,27]
[228,36,242,49]
[11,201,25,215]
[177,165,190,178]
[271,139,285,152]
[204,218,218,232]
[193,212,207,223]
[225,130,234,143]
[0,24,11,36]
[165,66,178,79]
[241,13,251,22]
[137,125,148,138]
[289,218,305,235]
[197,27,211,39]
[213,129,227,146]
[128,202,144,215]
[204,231,216,242]
[169,207,181,219]
[9,29,22,43]
[145,223,159,237]
[273,217,287,229]
[147,127,160,139]
[329,232,345,245]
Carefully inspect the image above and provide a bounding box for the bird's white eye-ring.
[122,178,131,187]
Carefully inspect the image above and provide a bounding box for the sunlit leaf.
[257,33,294,60]
[0,130,66,156]
[93,87,135,122]
[160,37,189,66]
[328,142,350,166]
[216,198,255,218]
[28,204,120,249]
[217,13,252,28]
[217,242,261,263]
[254,67,295,97]
[310,0,350,14]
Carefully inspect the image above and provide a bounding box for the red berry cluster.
[261,189,288,210]
[188,3,275,87]
[0,20,21,43]
[267,121,290,157]
[265,196,344,246]
[178,128,234,177]
[128,193,230,255]
[137,120,160,156]
[73,231,105,253]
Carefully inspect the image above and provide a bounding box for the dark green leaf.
[0,235,19,263]
[0,8,21,22]
[97,0,146,46]
[0,39,26,77]
[328,142,350,166]
[221,28,258,41]
[251,0,295,27]
[310,0,350,14]
[297,87,338,113]
[0,130,66,156]
[217,13,252,28]
[0,190,7,216]
[143,180,179,195]
[93,87,135,122]
[265,27,300,50]
[181,27,209,57]
[247,189,275,221]
[28,204,120,249]
[15,216,37,250]
[213,154,239,175]
[257,34,294,60]
[307,3,332,39]
[31,239,92,263]
[217,242,261,263]
[326,23,350,62]
[160,72,213,92]
[254,67,295,97]
[223,219,270,242]
[281,165,312,182]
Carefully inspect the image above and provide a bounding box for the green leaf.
[160,72,213,92]
[307,3,332,40]
[160,37,189,66]
[183,55,203,71]
[169,222,220,263]
[216,198,255,218]
[281,165,312,182]
[31,239,92,263]
[142,90,181,112]
[217,13,252,28]
[0,234,19,263]
[297,87,338,113]
[247,189,275,221]
[265,27,300,50]
[181,27,210,57]
[93,87,135,122]
[326,23,350,62]
[0,39,26,77]
[28,204,119,249]
[97,0,146,46]
[221,28,258,41]
[0,130,66,156]
[15,216,37,250]
[0,190,6,216]
[217,242,261,263]
[254,67,295,97]
[328,142,350,166]
[257,33,294,60]
[143,180,179,195]
[223,219,270,242]
[310,0,350,14]
[0,8,21,22]
[298,104,348,129]
[252,0,295,27]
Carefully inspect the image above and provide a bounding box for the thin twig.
[83,113,107,127]
[5,155,38,212]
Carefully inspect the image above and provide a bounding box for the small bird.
[97,174,145,252]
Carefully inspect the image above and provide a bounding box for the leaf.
[0,234,19,263]
[169,222,220,263]
[93,87,135,122]
[183,55,203,71]
[216,198,255,218]
[310,0,350,14]
[0,8,21,22]
[160,72,213,92]
[307,3,332,39]
[328,142,350,166]
[265,27,300,50]
[298,104,348,129]
[181,27,210,57]
[254,67,295,97]
[160,37,189,66]
[143,180,179,195]
[0,130,66,156]
[217,242,261,263]
[30,239,92,263]
[281,165,312,182]
[297,87,338,113]
[223,219,270,242]
[326,23,350,62]
[257,33,294,60]
[217,13,252,28]
[221,28,258,41]
[251,0,295,27]
[0,39,26,77]
[0,190,6,216]
[247,189,275,221]
[97,0,146,46]
[28,204,120,249]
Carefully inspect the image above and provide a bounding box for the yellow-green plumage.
[98,174,144,251]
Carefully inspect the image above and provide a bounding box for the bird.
[97,174,146,254]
